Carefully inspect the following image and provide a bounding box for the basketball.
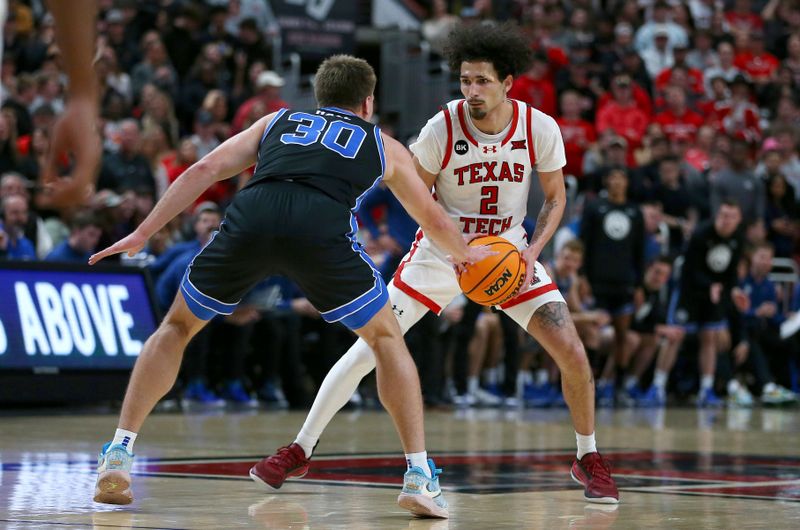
[457,235,526,306]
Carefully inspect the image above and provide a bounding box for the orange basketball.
[457,235,526,306]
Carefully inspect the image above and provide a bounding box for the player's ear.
[363,95,374,118]
[503,75,513,95]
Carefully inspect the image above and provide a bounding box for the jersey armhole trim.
[525,105,536,167]
[441,105,454,170]
[374,126,386,177]
[258,108,288,153]
[500,100,520,146]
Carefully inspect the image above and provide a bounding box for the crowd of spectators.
[1,0,799,410]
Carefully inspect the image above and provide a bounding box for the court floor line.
[0,519,190,530]
[623,478,800,491]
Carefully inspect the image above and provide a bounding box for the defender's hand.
[89,231,148,265]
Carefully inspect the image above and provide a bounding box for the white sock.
[652,370,668,389]
[727,379,741,395]
[535,369,549,386]
[467,376,479,394]
[112,429,137,452]
[763,382,777,394]
[624,375,638,390]
[295,338,378,458]
[294,433,317,459]
[406,451,431,477]
[700,375,714,391]
[576,432,597,460]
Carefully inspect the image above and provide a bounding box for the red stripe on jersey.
[393,230,442,314]
[441,106,454,170]
[499,282,558,309]
[526,105,536,167]
[457,100,479,147]
[501,101,519,146]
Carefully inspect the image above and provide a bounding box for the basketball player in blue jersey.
[88,55,493,518]
[260,22,620,504]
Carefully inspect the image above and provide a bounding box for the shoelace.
[429,460,443,479]
[270,446,302,467]
[586,455,612,478]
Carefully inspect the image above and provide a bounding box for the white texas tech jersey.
[410,99,566,250]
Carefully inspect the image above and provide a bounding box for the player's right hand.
[449,244,497,274]
[89,230,148,265]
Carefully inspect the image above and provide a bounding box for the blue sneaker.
[220,380,259,407]
[696,388,723,408]
[183,380,225,407]
[523,383,553,407]
[636,385,666,408]
[596,382,615,408]
[397,458,449,518]
[94,442,134,504]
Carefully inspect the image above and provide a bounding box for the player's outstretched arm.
[381,134,492,265]
[89,113,276,264]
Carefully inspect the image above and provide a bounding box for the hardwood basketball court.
[1,408,799,529]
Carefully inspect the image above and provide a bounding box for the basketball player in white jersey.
[255,22,619,504]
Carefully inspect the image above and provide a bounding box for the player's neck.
[469,99,514,135]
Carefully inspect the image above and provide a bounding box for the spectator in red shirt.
[707,75,761,144]
[230,71,289,134]
[596,73,652,117]
[734,32,779,85]
[655,45,705,97]
[557,90,596,180]
[508,52,557,117]
[725,0,763,34]
[654,86,704,142]
[595,73,650,149]
[683,125,716,172]
[724,75,762,143]
[699,74,731,119]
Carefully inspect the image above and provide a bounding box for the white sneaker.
[471,387,503,407]
[452,393,476,407]
[761,383,798,405]
[727,381,754,408]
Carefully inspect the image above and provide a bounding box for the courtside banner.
[0,262,159,370]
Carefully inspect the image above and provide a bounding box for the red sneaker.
[250,443,310,490]
[570,452,619,504]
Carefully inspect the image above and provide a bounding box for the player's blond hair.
[315,55,376,110]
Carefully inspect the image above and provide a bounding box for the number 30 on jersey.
[280,112,367,159]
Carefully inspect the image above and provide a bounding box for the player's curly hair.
[443,21,533,80]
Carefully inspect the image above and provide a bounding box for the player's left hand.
[89,230,148,265]
[520,247,540,289]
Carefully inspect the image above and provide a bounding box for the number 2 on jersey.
[480,186,499,215]
[280,112,367,159]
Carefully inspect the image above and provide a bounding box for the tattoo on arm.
[532,301,568,330]
[531,198,558,246]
